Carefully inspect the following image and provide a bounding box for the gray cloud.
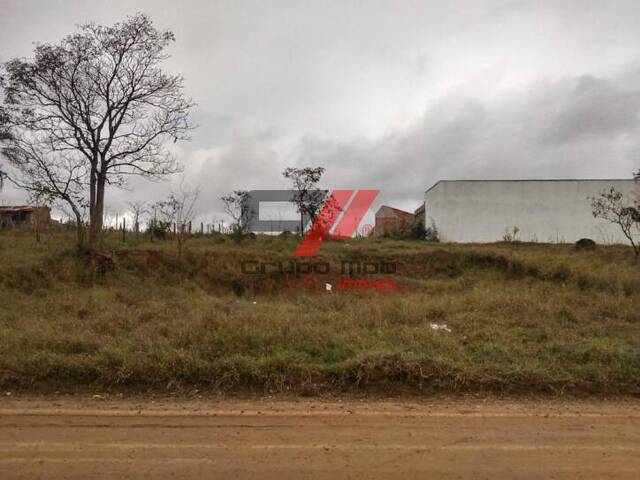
[541,75,640,144]
[284,67,640,212]
[1,0,640,223]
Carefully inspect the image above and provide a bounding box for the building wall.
[424,180,639,244]
[374,206,414,236]
[0,207,51,230]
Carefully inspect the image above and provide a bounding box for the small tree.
[148,201,171,239]
[127,200,147,234]
[221,190,253,241]
[155,183,199,256]
[502,226,520,243]
[591,186,640,257]
[282,166,327,234]
[401,219,427,240]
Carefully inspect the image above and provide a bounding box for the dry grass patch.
[0,231,638,395]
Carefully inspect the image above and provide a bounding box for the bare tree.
[1,13,194,249]
[127,200,147,234]
[221,190,253,239]
[155,183,199,256]
[590,186,640,257]
[282,166,327,234]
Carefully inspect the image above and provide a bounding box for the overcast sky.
[1,0,639,224]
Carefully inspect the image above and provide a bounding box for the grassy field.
[0,230,639,395]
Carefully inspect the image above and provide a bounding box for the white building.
[423,179,639,244]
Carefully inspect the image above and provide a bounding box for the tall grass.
[0,230,638,395]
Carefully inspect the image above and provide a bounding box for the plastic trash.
[430,322,451,333]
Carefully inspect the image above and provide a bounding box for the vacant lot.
[0,231,638,395]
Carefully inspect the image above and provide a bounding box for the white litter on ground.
[430,323,452,333]
[325,283,332,292]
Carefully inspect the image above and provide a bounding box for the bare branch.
[1,13,194,247]
[590,186,640,257]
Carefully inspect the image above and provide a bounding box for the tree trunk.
[75,218,85,253]
[88,164,97,246]
[59,194,86,253]
[88,172,106,250]
[66,203,85,253]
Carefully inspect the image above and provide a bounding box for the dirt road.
[0,397,639,479]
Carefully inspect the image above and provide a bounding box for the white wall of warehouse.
[424,180,639,244]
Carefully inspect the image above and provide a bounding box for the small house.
[374,205,414,236]
[0,205,51,230]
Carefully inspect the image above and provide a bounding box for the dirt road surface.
[0,397,639,479]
